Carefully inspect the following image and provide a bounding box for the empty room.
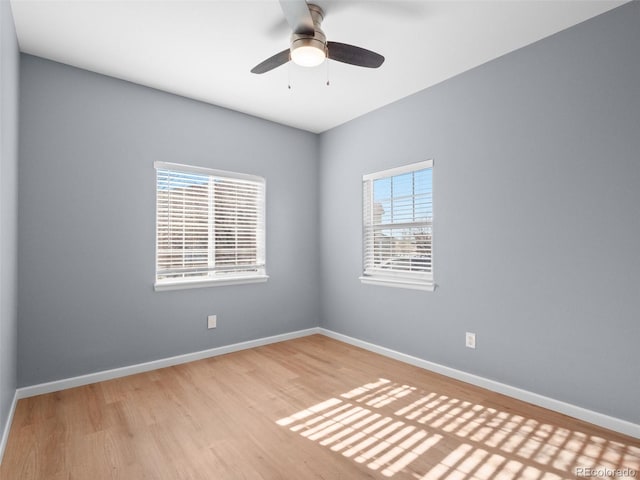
[0,0,639,478]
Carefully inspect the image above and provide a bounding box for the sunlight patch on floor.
[276,378,640,479]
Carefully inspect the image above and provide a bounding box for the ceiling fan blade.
[327,42,385,68]
[251,49,291,74]
[279,0,315,35]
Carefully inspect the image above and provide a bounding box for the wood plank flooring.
[1,334,638,479]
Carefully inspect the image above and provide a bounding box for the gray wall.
[0,0,19,452]
[319,2,640,423]
[18,55,320,386]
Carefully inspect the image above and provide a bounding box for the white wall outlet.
[207,315,217,329]
[465,332,476,349]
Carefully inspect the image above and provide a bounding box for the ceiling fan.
[251,0,385,74]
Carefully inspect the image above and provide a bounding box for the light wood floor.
[1,335,638,479]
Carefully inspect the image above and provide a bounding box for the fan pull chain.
[287,62,292,90]
[325,57,330,86]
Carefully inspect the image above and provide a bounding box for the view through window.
[361,160,433,291]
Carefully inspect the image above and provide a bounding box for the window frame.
[359,159,434,292]
[154,161,268,291]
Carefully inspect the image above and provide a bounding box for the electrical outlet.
[465,332,476,349]
[207,315,217,329]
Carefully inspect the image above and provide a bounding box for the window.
[154,162,267,291]
[360,160,433,291]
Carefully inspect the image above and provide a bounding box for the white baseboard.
[0,391,18,465]
[17,327,320,400]
[11,326,638,440]
[318,328,640,439]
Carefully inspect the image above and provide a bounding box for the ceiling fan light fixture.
[290,38,326,67]
[250,1,384,74]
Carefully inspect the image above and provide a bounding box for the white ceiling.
[10,0,626,133]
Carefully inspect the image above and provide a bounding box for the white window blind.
[154,162,267,290]
[360,160,433,291]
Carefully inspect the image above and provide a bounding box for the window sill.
[155,275,269,292]
[359,276,435,292]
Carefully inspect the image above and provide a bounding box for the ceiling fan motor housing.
[290,4,326,56]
